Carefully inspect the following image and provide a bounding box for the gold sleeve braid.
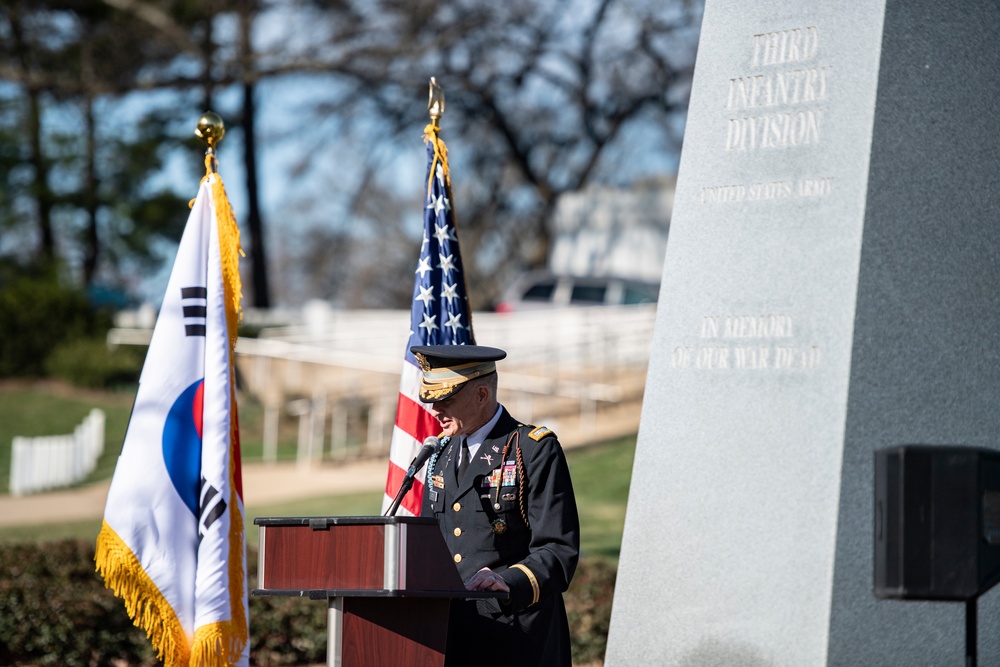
[510,563,540,606]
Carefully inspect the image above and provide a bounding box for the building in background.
[495,177,674,312]
[549,176,674,284]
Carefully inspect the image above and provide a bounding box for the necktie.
[457,439,470,483]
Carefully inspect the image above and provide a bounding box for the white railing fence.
[106,305,658,465]
[9,408,105,496]
[237,306,657,461]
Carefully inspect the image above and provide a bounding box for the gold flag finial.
[195,111,225,148]
[428,77,445,128]
[195,111,225,174]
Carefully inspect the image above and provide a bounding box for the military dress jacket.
[421,407,581,667]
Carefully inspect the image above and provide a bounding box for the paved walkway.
[0,458,388,528]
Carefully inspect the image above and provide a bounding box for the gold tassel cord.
[94,522,192,667]
[423,123,451,199]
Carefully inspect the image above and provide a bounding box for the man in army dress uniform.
[413,344,580,667]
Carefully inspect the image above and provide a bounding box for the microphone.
[385,435,447,517]
[407,436,443,477]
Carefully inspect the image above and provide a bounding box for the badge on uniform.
[432,474,445,489]
[481,463,518,488]
[491,518,507,534]
[501,463,516,486]
[482,469,502,488]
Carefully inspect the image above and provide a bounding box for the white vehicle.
[495,272,659,312]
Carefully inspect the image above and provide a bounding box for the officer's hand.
[466,567,510,593]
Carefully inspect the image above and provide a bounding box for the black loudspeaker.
[874,445,1000,600]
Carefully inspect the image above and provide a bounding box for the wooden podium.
[252,516,501,667]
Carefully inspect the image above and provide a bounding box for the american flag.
[381,124,475,516]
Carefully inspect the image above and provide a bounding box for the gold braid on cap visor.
[419,360,497,401]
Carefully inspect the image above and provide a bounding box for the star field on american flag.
[405,150,474,357]
[382,129,475,517]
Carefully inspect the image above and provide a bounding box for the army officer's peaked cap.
[409,344,507,403]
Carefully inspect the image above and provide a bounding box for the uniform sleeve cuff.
[507,563,540,608]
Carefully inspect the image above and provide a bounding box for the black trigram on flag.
[198,478,227,544]
[181,287,207,337]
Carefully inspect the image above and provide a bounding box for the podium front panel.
[255,516,464,593]
[260,523,385,590]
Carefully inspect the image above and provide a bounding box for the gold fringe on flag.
[95,521,192,667]
[203,155,245,343]
[188,153,245,342]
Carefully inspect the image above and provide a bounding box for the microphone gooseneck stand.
[385,436,447,517]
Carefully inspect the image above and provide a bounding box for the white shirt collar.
[464,404,503,461]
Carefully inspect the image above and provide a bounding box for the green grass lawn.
[568,435,636,560]
[0,383,636,559]
[237,436,637,560]
[0,382,136,494]
[0,381,321,495]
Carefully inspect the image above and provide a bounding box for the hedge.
[0,277,93,379]
[43,338,145,389]
[0,540,615,666]
[0,262,131,383]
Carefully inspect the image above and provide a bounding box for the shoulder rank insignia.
[528,425,553,441]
